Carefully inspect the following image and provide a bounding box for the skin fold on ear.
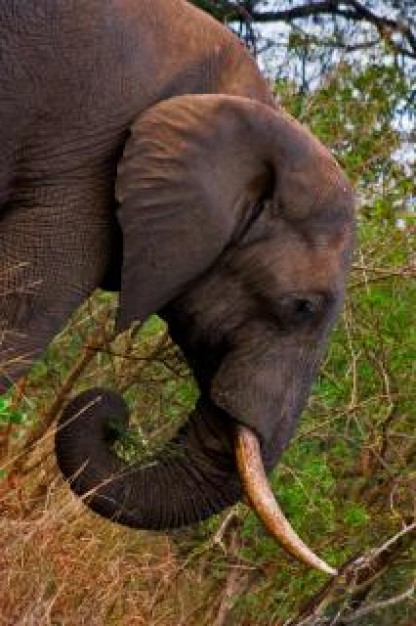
[114,94,278,331]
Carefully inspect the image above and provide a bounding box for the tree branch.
[286,522,416,625]
[342,583,415,623]
[201,1,416,59]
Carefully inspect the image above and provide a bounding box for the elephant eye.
[294,298,316,319]
[275,294,325,328]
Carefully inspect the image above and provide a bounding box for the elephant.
[0,0,354,575]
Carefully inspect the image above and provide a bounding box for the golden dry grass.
[0,460,221,626]
[0,301,235,626]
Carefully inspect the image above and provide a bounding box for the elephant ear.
[115,94,275,330]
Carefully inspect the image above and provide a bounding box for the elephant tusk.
[235,425,338,576]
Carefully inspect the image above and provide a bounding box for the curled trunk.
[56,389,337,575]
[55,389,241,529]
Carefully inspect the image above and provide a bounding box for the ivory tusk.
[235,425,338,576]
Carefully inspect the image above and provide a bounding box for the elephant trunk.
[56,388,337,575]
[55,389,241,529]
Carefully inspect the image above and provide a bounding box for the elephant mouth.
[161,313,336,574]
[235,424,337,576]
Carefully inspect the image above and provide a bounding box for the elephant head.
[56,95,354,575]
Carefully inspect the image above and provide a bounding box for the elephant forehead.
[283,246,347,290]
[245,232,350,296]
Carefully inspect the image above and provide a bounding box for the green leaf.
[343,504,370,527]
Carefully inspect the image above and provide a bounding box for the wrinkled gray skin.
[0,0,354,528]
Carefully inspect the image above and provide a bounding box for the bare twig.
[342,583,415,623]
[8,327,113,476]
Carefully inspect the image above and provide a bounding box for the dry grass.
[0,456,220,626]
[0,301,224,626]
